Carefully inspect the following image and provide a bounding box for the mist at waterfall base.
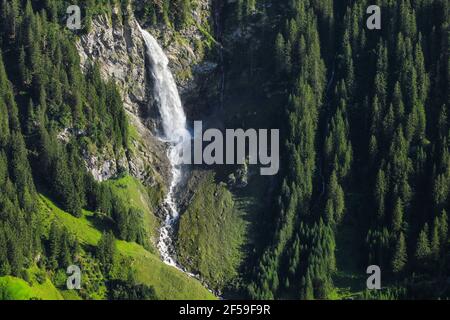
[139,25,191,270]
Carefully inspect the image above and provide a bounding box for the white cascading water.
[139,25,191,268]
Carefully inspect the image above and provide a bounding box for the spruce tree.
[392,233,407,273]
[415,224,431,263]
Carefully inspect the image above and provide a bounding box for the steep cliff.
[133,0,221,120]
[76,1,220,184]
[76,5,169,186]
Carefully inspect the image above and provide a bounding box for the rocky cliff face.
[134,0,221,120]
[76,5,169,185]
[75,1,220,186]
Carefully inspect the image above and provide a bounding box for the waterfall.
[139,25,191,268]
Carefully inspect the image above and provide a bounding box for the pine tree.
[439,210,448,244]
[325,170,345,224]
[415,224,431,263]
[0,228,12,275]
[274,33,286,75]
[97,231,116,274]
[374,169,387,220]
[431,219,440,260]
[10,130,35,206]
[0,99,9,147]
[26,98,35,134]
[392,198,404,233]
[0,151,7,187]
[59,228,72,268]
[18,46,30,85]
[392,233,407,273]
[48,221,61,270]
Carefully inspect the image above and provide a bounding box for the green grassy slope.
[177,173,246,290]
[0,181,215,300]
[39,194,215,300]
[105,175,160,248]
[0,275,63,300]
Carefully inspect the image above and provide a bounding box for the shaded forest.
[218,0,449,299]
